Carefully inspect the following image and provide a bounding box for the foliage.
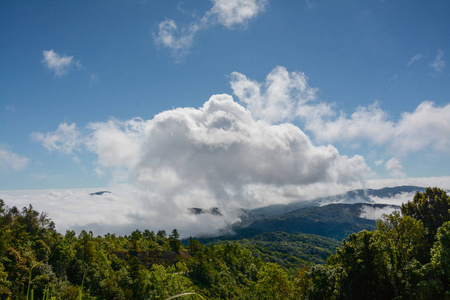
[401,187,450,248]
[304,187,450,299]
[226,231,340,272]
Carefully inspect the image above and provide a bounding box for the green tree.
[129,229,143,252]
[253,263,294,299]
[430,221,450,296]
[0,262,11,298]
[169,229,182,253]
[376,212,428,297]
[326,230,393,300]
[401,187,450,248]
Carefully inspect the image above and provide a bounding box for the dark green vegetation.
[1,187,449,299]
[234,203,393,241]
[230,232,340,271]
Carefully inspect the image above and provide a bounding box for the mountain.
[232,203,399,241]
[188,207,223,216]
[194,186,423,242]
[242,185,424,220]
[89,190,112,196]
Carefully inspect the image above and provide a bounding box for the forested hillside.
[233,203,392,241]
[1,187,450,299]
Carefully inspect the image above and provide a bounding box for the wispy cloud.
[0,146,28,172]
[153,19,200,58]
[31,123,84,155]
[385,157,406,178]
[153,0,268,59]
[407,54,422,66]
[5,105,15,112]
[89,74,100,88]
[430,49,445,72]
[374,159,384,166]
[42,50,80,76]
[210,0,268,28]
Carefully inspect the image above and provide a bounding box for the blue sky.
[1,0,449,193]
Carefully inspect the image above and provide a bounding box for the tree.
[376,212,428,297]
[0,262,11,298]
[143,229,155,241]
[430,221,450,295]
[401,187,450,247]
[253,263,294,299]
[129,229,143,252]
[170,229,180,240]
[325,230,393,300]
[169,229,182,253]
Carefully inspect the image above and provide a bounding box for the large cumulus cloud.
[129,94,369,208]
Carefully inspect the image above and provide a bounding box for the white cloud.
[87,118,146,168]
[42,50,77,76]
[374,159,384,166]
[153,19,199,58]
[307,102,395,145]
[407,54,422,66]
[430,49,445,72]
[154,0,267,58]
[129,95,369,207]
[230,66,323,123]
[392,101,450,153]
[230,66,450,154]
[360,205,398,220]
[385,157,406,178]
[0,146,28,172]
[31,123,83,155]
[210,0,267,28]
[368,192,418,207]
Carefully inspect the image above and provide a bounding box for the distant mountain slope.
[194,186,422,243]
[236,203,398,241]
[242,185,424,220]
[233,203,399,240]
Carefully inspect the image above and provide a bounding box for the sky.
[1,0,449,236]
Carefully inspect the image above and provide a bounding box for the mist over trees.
[0,187,449,299]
